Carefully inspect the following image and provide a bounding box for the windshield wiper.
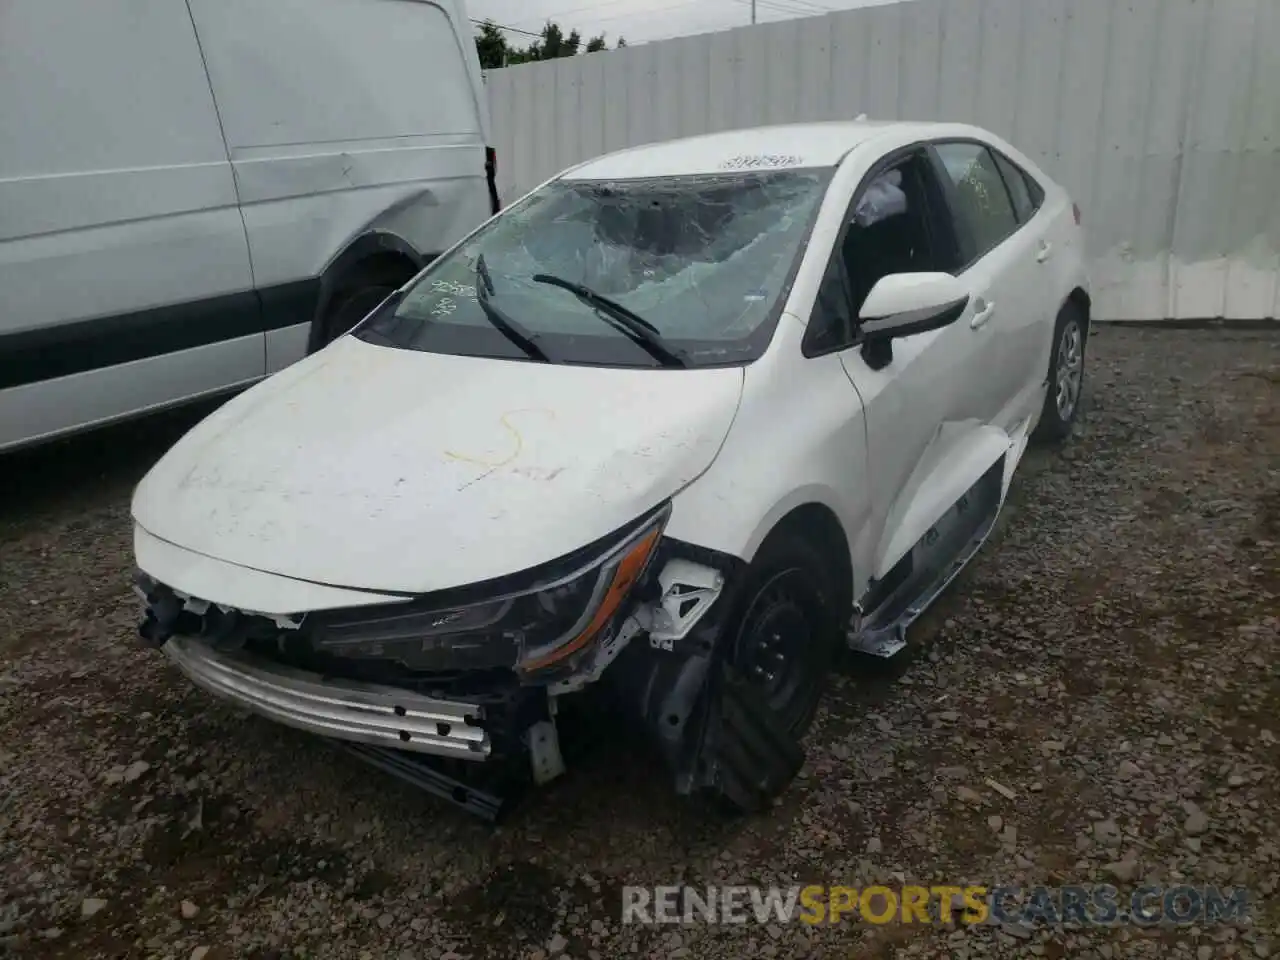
[475,255,550,363]
[531,274,687,369]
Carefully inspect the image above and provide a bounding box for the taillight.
[484,146,501,214]
[1072,202,1082,226]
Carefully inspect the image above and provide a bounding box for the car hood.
[133,337,744,596]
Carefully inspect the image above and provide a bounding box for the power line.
[470,17,543,40]
[476,0,838,52]
[474,0,706,39]
[729,0,833,21]
[505,0,636,28]
[585,0,716,27]
[481,0,832,38]
[770,0,835,12]
[474,0,708,37]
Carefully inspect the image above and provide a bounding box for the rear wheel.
[315,260,417,350]
[1033,303,1087,443]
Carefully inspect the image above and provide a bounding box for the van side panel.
[0,0,262,449]
[189,0,493,371]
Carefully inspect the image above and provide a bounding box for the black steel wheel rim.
[733,567,826,728]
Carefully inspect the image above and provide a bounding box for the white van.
[0,0,499,451]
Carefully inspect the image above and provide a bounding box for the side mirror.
[858,272,971,343]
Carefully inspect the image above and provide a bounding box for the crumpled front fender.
[607,539,805,807]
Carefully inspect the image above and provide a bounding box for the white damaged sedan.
[133,120,1090,815]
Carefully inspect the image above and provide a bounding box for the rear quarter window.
[993,151,1043,224]
[189,0,481,148]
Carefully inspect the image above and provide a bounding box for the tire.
[315,260,417,350]
[1033,302,1088,443]
[723,530,843,740]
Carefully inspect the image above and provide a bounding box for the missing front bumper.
[142,536,787,812]
[164,636,491,761]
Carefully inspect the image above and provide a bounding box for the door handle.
[1036,241,1054,263]
[970,298,996,329]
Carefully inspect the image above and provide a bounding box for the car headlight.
[308,505,669,677]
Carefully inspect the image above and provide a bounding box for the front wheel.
[1033,303,1087,443]
[729,541,837,737]
[701,531,842,811]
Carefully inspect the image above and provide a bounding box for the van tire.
[315,259,417,350]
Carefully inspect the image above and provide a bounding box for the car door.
[990,147,1062,413]
[804,146,991,586]
[930,140,1046,433]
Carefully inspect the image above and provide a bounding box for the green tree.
[474,20,509,69]
[536,22,581,59]
[476,19,614,66]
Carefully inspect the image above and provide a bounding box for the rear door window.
[992,151,1042,224]
[934,142,1020,264]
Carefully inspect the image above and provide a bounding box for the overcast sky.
[466,0,903,47]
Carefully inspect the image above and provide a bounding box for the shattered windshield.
[358,168,832,367]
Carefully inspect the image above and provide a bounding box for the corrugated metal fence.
[486,0,1279,321]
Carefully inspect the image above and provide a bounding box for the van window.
[189,0,482,149]
[0,0,228,177]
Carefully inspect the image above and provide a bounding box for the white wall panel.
[486,0,1279,321]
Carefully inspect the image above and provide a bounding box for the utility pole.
[751,0,757,23]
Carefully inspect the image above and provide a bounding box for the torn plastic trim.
[607,537,812,804]
[605,539,749,794]
[546,613,644,696]
[526,693,566,786]
[135,572,302,647]
[693,659,806,811]
[643,558,726,651]
[548,555,726,695]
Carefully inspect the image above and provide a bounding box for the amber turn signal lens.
[518,527,661,674]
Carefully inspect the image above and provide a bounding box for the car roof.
[565,120,978,180]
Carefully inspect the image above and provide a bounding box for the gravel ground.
[1,326,1278,960]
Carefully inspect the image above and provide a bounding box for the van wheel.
[315,260,416,350]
